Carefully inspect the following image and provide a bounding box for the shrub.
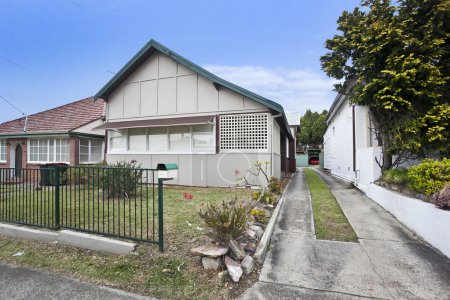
[431,185,450,209]
[261,191,277,205]
[407,158,450,195]
[381,167,409,185]
[198,200,250,244]
[268,176,282,195]
[251,192,261,201]
[102,160,143,198]
[250,207,267,223]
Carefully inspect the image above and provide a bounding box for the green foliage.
[298,109,328,149]
[431,184,450,209]
[321,0,450,169]
[250,208,267,223]
[198,200,250,244]
[102,160,143,198]
[407,158,450,195]
[261,191,277,205]
[268,176,282,195]
[381,167,409,185]
[251,192,261,200]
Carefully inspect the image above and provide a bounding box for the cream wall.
[107,152,272,187]
[107,52,266,121]
[73,119,105,136]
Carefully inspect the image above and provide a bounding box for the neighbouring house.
[323,89,382,189]
[0,97,106,179]
[94,39,296,187]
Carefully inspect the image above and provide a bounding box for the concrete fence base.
[0,223,136,255]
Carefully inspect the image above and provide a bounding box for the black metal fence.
[0,166,165,250]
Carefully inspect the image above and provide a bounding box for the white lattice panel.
[220,113,269,151]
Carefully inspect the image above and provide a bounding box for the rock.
[224,256,243,283]
[191,245,228,257]
[250,225,264,239]
[218,270,229,279]
[244,245,256,254]
[229,239,246,261]
[240,242,248,248]
[265,209,271,218]
[241,255,255,275]
[253,222,265,229]
[202,257,221,270]
[244,229,256,239]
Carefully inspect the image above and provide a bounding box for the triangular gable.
[95,39,293,140]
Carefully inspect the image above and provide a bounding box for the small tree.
[320,0,450,170]
[297,109,328,151]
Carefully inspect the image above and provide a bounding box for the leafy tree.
[320,0,450,170]
[298,109,328,150]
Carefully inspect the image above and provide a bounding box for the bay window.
[29,138,70,163]
[108,123,215,154]
[80,138,104,164]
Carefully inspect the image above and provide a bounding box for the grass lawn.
[0,185,253,300]
[304,169,358,242]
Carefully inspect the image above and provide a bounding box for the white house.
[95,40,296,187]
[323,91,382,189]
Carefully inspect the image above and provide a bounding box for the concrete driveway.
[241,168,450,299]
[0,262,154,300]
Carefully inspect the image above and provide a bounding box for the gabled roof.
[0,97,105,136]
[95,39,293,140]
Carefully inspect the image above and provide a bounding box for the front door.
[15,144,22,177]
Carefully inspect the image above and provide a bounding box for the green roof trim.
[94,39,293,140]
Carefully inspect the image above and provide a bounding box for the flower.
[234,169,240,176]
[183,193,194,201]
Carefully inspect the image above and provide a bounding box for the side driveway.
[241,168,450,300]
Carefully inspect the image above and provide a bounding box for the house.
[0,97,106,177]
[94,39,296,187]
[323,90,382,188]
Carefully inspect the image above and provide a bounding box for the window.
[107,123,215,154]
[192,124,214,151]
[109,130,126,150]
[128,128,147,151]
[169,126,191,152]
[220,113,268,151]
[0,140,6,161]
[80,138,103,164]
[28,138,70,163]
[148,127,168,152]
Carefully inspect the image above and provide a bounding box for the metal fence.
[0,166,165,250]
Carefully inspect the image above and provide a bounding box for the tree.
[297,109,328,150]
[320,0,450,170]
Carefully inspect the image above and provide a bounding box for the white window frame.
[107,122,216,155]
[79,138,105,164]
[27,138,70,164]
[0,139,6,162]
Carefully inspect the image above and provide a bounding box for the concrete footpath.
[0,262,153,300]
[241,168,450,300]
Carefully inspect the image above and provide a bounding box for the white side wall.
[107,52,266,121]
[323,99,355,182]
[363,184,450,259]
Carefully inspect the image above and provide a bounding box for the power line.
[0,95,26,116]
[0,56,33,73]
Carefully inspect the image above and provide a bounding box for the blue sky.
[0,0,360,123]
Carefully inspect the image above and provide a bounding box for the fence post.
[158,178,164,252]
[54,166,60,229]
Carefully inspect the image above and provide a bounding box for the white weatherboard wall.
[364,184,450,259]
[107,52,266,121]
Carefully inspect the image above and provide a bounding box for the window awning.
[94,115,215,130]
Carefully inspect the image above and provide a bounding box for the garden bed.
[0,186,254,300]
